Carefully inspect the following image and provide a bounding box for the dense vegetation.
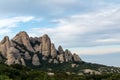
[0,63,120,80]
[0,51,120,80]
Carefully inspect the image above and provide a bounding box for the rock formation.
[12,31,34,52]
[24,52,31,60]
[32,54,40,66]
[0,31,82,66]
[51,43,57,58]
[41,34,51,57]
[58,45,64,54]
[73,53,82,62]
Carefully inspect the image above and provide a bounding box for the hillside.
[0,31,120,79]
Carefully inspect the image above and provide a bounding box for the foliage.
[0,63,120,80]
[0,75,12,80]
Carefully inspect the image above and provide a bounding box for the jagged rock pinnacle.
[0,31,82,66]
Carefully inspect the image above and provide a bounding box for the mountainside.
[0,31,81,66]
[0,31,120,75]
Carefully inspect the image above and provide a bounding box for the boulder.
[53,59,59,64]
[73,53,82,62]
[42,56,47,60]
[64,49,72,62]
[48,59,53,63]
[57,54,64,63]
[24,52,31,60]
[15,59,21,64]
[32,54,40,66]
[20,58,26,66]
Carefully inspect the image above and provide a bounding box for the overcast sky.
[0,0,120,67]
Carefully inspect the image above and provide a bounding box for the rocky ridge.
[0,31,82,66]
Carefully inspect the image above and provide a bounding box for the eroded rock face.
[58,45,64,54]
[0,31,82,66]
[24,52,31,60]
[41,34,51,57]
[57,54,64,63]
[30,37,41,52]
[7,47,20,58]
[5,53,16,65]
[64,49,73,62]
[12,31,34,52]
[32,54,40,66]
[48,59,53,63]
[15,59,21,64]
[0,36,11,57]
[51,43,57,58]
[21,58,26,66]
[5,47,21,65]
[73,53,82,62]
[53,59,59,64]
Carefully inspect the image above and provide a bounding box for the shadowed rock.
[32,54,40,66]
[51,43,57,58]
[58,45,64,54]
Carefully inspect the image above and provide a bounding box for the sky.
[0,0,120,67]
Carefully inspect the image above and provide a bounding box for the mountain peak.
[0,31,82,66]
[1,36,9,44]
[18,31,28,35]
[42,34,49,37]
[14,31,29,38]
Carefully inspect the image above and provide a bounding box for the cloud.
[96,38,120,43]
[0,16,34,28]
[0,0,118,17]
[0,16,34,36]
[29,5,120,48]
[0,0,82,16]
[0,0,120,55]
[70,45,120,55]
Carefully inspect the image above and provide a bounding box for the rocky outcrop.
[24,52,31,60]
[53,59,59,64]
[0,36,11,57]
[20,58,26,66]
[12,31,34,52]
[5,47,21,65]
[64,49,73,62]
[41,34,51,57]
[48,59,53,63]
[30,37,41,52]
[73,53,81,62]
[58,45,64,54]
[0,31,82,66]
[32,54,40,66]
[5,53,16,65]
[57,54,64,63]
[51,43,57,58]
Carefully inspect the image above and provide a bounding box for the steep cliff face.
[0,31,82,66]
